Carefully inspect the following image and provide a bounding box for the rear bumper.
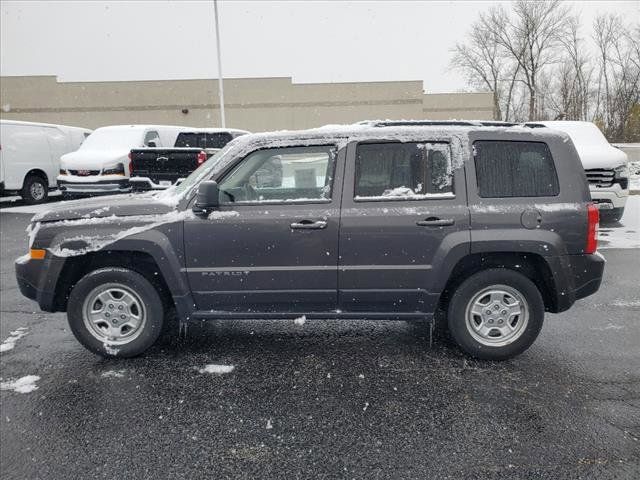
[551,253,605,312]
[129,176,184,191]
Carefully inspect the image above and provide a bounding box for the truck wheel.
[447,269,544,361]
[67,268,165,358]
[600,207,624,224]
[21,174,48,204]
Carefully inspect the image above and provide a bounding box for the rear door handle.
[416,218,455,227]
[290,220,328,230]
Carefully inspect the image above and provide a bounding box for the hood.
[33,192,174,223]
[573,145,628,170]
[60,149,130,170]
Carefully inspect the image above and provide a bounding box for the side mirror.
[194,180,219,215]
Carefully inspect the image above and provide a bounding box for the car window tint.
[144,130,160,146]
[219,145,336,203]
[354,142,453,200]
[474,141,559,197]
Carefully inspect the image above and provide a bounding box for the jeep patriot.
[15,121,605,360]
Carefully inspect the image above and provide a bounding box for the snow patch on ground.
[101,370,126,378]
[0,327,29,353]
[611,300,640,308]
[294,315,306,326]
[198,364,235,375]
[598,195,640,249]
[0,375,40,393]
[589,323,625,331]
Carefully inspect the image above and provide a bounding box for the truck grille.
[69,169,101,176]
[585,168,614,187]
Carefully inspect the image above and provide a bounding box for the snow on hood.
[32,192,172,223]
[60,149,130,170]
[572,145,628,169]
[535,121,628,169]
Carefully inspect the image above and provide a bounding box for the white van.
[58,125,188,197]
[533,121,630,222]
[0,120,92,204]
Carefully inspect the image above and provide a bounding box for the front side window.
[354,142,453,200]
[218,145,336,203]
[474,141,559,198]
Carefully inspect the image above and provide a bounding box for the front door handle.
[416,217,455,227]
[290,220,328,230]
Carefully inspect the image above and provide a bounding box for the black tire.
[600,207,624,224]
[21,174,48,204]
[447,269,544,361]
[67,268,165,358]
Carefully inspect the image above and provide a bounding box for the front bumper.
[58,175,131,195]
[589,185,629,209]
[15,253,64,312]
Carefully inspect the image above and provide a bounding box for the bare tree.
[450,15,521,121]
[593,14,640,141]
[483,0,570,120]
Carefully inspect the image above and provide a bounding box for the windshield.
[169,139,241,198]
[80,128,144,150]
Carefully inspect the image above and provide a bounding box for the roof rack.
[358,120,540,128]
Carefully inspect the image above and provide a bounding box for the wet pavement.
[1,211,639,479]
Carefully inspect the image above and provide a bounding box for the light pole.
[213,0,226,127]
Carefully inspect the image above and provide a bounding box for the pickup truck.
[129,128,249,190]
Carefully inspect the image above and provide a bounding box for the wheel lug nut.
[118,305,123,310]
[498,319,503,324]
[494,305,500,310]
[488,319,494,324]
[486,310,492,315]
[120,314,126,319]
[105,312,110,317]
[113,320,117,324]
[109,304,114,309]
[501,310,507,315]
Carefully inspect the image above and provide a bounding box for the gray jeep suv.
[15,121,604,360]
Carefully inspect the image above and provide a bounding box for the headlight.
[614,164,629,179]
[102,163,125,175]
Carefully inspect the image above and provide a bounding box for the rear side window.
[354,142,453,200]
[474,141,559,198]
[175,132,233,149]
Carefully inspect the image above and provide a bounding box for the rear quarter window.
[474,140,559,198]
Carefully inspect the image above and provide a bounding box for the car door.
[338,139,470,314]
[183,143,345,313]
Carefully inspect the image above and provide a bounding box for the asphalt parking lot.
[1,205,639,479]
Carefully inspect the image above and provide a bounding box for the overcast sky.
[1,0,638,93]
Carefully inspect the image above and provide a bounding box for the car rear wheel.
[447,269,544,360]
[67,268,165,357]
[21,174,48,204]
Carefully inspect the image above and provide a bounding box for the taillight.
[128,152,133,175]
[197,151,207,165]
[585,203,599,254]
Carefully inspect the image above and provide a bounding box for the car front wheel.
[447,269,544,360]
[67,268,165,357]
